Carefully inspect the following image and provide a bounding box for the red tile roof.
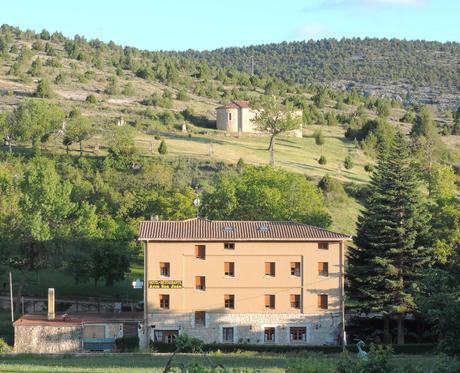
[14,312,142,327]
[217,100,251,109]
[138,218,351,241]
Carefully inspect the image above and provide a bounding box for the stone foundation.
[148,312,341,345]
[14,325,82,353]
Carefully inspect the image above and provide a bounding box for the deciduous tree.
[64,113,92,156]
[10,99,64,153]
[202,166,331,228]
[252,96,301,166]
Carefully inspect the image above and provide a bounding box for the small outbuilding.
[216,100,303,137]
[14,312,142,353]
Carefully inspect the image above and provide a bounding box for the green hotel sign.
[148,280,183,289]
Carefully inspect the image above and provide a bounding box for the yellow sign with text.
[148,280,183,289]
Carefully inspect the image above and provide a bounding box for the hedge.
[115,336,140,352]
[150,342,436,355]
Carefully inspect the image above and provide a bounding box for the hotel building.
[138,218,350,346]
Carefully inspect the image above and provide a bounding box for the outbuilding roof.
[217,100,251,109]
[13,312,142,327]
[138,218,351,241]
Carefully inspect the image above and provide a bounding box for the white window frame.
[288,324,308,343]
[261,324,278,344]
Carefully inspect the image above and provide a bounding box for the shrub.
[344,155,354,170]
[326,112,338,126]
[115,336,139,352]
[47,57,63,68]
[105,75,120,95]
[318,175,345,195]
[136,66,154,80]
[175,333,204,352]
[314,129,325,146]
[430,355,460,373]
[122,82,136,96]
[401,111,416,124]
[158,140,168,155]
[86,94,98,104]
[318,155,327,165]
[32,39,44,51]
[335,345,393,373]
[177,89,190,101]
[36,78,54,98]
[0,338,11,353]
[364,163,374,173]
[54,73,67,85]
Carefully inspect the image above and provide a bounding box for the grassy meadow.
[0,353,446,373]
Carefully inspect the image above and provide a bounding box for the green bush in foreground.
[115,336,139,352]
[0,338,11,353]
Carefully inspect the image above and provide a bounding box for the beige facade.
[140,218,349,346]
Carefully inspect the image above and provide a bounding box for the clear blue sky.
[2,0,458,51]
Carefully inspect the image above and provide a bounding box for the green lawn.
[0,353,445,373]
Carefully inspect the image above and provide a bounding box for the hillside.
[0,24,459,235]
[174,38,460,109]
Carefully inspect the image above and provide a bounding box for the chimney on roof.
[150,214,159,221]
[47,288,55,320]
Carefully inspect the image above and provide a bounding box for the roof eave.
[138,237,352,242]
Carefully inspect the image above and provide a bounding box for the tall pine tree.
[347,131,431,344]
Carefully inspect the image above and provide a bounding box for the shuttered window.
[159,294,170,309]
[195,311,205,327]
[265,294,275,309]
[318,242,329,250]
[160,262,170,277]
[318,262,329,276]
[224,262,235,277]
[195,276,206,290]
[317,294,328,309]
[290,294,300,309]
[224,242,235,250]
[224,294,235,309]
[290,262,301,276]
[265,262,275,276]
[195,245,206,259]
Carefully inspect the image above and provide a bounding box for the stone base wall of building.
[14,325,82,353]
[148,312,341,345]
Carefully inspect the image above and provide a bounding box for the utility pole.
[251,56,255,76]
[9,272,14,323]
